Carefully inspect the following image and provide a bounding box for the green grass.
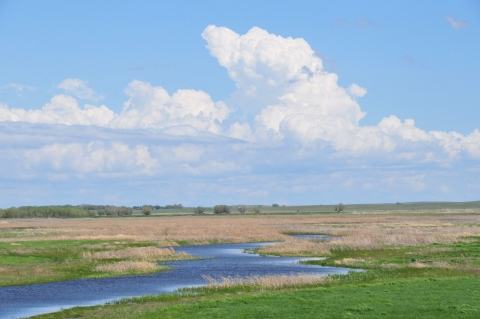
[302,237,480,274]
[33,276,480,319]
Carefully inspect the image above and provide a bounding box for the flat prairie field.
[1,211,480,318]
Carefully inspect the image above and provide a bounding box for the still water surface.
[1,237,354,319]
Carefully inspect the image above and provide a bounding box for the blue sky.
[0,1,479,207]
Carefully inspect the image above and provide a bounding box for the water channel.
[0,236,356,319]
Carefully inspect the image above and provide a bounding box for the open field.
[127,200,480,215]
[3,211,480,244]
[63,200,480,216]
[2,210,480,317]
[2,201,480,218]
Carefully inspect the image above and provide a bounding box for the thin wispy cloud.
[355,18,385,29]
[1,83,37,95]
[333,18,347,26]
[403,55,415,66]
[403,54,428,70]
[314,50,339,72]
[445,14,469,30]
[129,66,145,71]
[57,78,104,102]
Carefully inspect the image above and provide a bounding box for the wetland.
[1,210,480,318]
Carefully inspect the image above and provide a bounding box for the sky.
[0,1,479,207]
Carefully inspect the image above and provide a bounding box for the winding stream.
[0,236,355,319]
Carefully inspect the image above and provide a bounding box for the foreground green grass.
[0,240,176,286]
[33,276,480,319]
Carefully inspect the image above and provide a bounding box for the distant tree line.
[133,204,183,210]
[80,204,132,216]
[0,204,138,219]
[96,206,133,216]
[0,206,96,219]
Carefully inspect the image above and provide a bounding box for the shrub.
[253,207,261,214]
[142,205,152,216]
[194,206,206,214]
[237,205,246,213]
[213,205,230,214]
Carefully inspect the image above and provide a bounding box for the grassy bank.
[0,239,193,286]
[33,275,480,318]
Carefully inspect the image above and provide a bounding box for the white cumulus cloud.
[0,80,231,135]
[202,25,480,160]
[110,80,231,134]
[348,84,367,97]
[0,95,114,126]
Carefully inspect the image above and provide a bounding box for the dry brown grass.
[83,247,191,261]
[256,224,480,256]
[2,213,480,257]
[94,261,163,273]
[259,240,330,256]
[0,215,291,243]
[201,273,328,290]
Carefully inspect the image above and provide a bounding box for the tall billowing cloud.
[202,25,367,145]
[201,25,480,159]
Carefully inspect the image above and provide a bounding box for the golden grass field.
[2,212,480,254]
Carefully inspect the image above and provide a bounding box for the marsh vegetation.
[1,209,480,318]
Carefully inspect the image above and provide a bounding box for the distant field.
[130,200,480,216]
